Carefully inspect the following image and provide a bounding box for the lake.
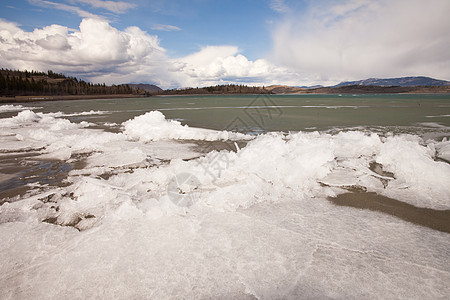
[23,94,450,135]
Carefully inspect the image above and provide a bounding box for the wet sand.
[328,191,450,234]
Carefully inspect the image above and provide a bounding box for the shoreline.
[0,94,149,103]
[3,90,450,104]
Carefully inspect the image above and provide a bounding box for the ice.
[46,110,111,117]
[376,135,450,209]
[0,200,449,299]
[435,138,450,162]
[425,114,450,118]
[17,110,43,122]
[1,109,448,211]
[1,109,450,299]
[123,110,252,142]
[417,122,449,129]
[0,110,123,159]
[0,104,42,113]
[86,147,147,168]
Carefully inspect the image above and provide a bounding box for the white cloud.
[36,33,71,50]
[273,0,450,84]
[0,18,174,86]
[28,0,135,18]
[151,24,181,32]
[0,18,303,89]
[270,0,289,13]
[73,0,136,13]
[171,45,301,87]
[28,0,99,18]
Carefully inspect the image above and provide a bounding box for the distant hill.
[303,85,450,94]
[128,83,162,94]
[269,85,450,95]
[265,85,304,94]
[335,76,450,87]
[162,84,270,95]
[299,85,324,89]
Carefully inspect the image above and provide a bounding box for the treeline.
[0,68,140,96]
[163,84,272,95]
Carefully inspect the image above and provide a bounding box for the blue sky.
[3,0,282,59]
[1,0,450,88]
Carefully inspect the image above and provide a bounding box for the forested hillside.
[0,69,138,96]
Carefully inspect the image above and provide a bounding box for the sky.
[0,0,449,88]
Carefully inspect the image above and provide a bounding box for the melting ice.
[0,106,449,299]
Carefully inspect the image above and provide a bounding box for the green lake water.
[13,93,450,138]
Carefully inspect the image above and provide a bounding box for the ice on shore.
[1,108,449,212]
[123,110,252,142]
[0,104,42,113]
[0,108,449,299]
[435,138,450,161]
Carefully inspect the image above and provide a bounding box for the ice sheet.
[1,109,449,299]
[0,198,449,299]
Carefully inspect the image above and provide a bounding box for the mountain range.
[154,76,450,95]
[264,76,450,94]
[334,76,450,87]
[3,68,449,101]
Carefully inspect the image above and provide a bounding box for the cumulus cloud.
[273,0,450,83]
[36,33,71,50]
[0,18,173,85]
[0,17,305,88]
[171,45,301,87]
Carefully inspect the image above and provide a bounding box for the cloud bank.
[171,45,300,88]
[3,0,449,89]
[0,18,300,88]
[0,18,170,84]
[273,0,450,83]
